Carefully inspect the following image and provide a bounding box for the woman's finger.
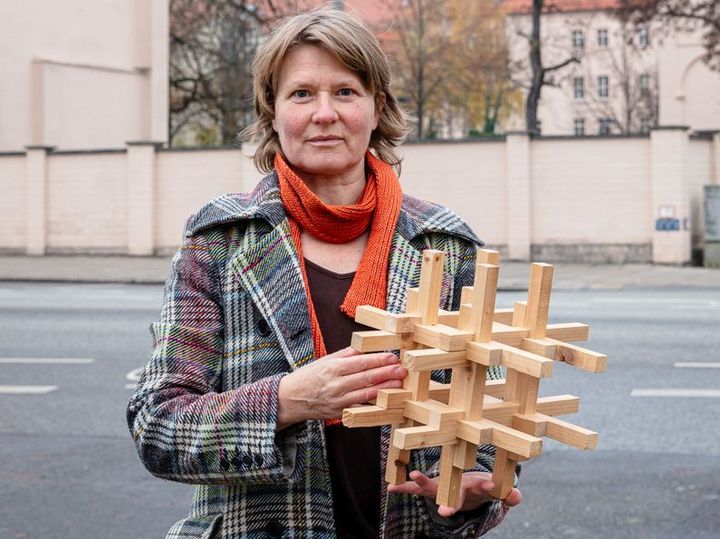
[387,472,437,498]
[341,378,405,407]
[333,351,400,375]
[337,363,407,394]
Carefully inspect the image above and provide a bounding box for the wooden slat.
[512,301,527,327]
[469,342,553,378]
[404,400,465,428]
[535,394,580,416]
[545,322,590,342]
[412,324,475,351]
[548,339,607,372]
[386,424,411,484]
[428,380,450,403]
[493,308,515,325]
[476,248,501,264]
[490,448,516,500]
[406,288,419,313]
[355,305,419,333]
[436,445,463,508]
[438,310,460,328]
[342,405,405,427]
[402,349,468,371]
[466,341,503,367]
[376,388,412,409]
[350,330,410,352]
[417,250,444,325]
[471,263,500,341]
[513,413,598,450]
[393,425,457,450]
[525,263,554,338]
[456,419,542,458]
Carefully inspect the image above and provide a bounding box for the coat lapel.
[228,218,314,372]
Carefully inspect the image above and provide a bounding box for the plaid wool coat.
[127,172,510,539]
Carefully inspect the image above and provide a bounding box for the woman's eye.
[293,90,310,99]
[338,88,355,97]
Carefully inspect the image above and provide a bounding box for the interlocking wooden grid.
[342,248,606,509]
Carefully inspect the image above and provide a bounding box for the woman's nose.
[312,94,339,124]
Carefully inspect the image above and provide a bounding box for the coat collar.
[185,172,483,247]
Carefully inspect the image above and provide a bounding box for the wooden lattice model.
[342,249,606,509]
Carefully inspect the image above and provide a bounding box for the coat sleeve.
[126,227,297,485]
[418,237,516,537]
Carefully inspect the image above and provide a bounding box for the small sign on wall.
[655,217,680,231]
[656,205,679,232]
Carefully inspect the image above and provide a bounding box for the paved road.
[0,283,718,538]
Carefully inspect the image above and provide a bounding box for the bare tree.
[446,0,522,136]
[523,0,582,134]
[579,16,659,134]
[379,0,520,138]
[169,0,303,146]
[380,0,451,139]
[617,0,720,71]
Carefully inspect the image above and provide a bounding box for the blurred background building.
[0,0,169,152]
[503,0,720,136]
[0,0,718,265]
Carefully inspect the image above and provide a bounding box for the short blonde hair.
[242,9,410,174]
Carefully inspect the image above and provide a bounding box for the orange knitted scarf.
[275,151,403,361]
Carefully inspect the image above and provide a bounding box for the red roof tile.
[504,0,624,15]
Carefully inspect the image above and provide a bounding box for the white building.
[0,0,169,152]
[503,0,720,135]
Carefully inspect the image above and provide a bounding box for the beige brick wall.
[47,152,127,253]
[531,137,651,244]
[155,149,250,251]
[399,142,508,247]
[0,155,27,251]
[1,132,717,263]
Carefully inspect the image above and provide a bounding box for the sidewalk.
[0,255,718,289]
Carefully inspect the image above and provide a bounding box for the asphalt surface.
[0,283,719,538]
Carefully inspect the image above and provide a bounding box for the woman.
[127,9,520,539]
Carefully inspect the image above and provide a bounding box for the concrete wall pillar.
[505,132,531,260]
[713,132,720,185]
[24,145,53,255]
[650,126,692,264]
[126,141,161,255]
[150,0,169,144]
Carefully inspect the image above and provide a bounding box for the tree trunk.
[526,0,544,134]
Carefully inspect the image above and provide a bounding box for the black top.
[305,258,381,539]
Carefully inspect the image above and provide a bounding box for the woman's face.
[273,44,380,185]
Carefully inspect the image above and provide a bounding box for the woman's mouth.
[307,136,342,145]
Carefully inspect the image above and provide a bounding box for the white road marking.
[674,362,720,369]
[0,358,94,364]
[125,367,144,390]
[126,367,143,382]
[631,389,720,398]
[0,385,58,394]
[592,298,717,306]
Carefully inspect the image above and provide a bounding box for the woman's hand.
[387,470,522,518]
[277,346,406,430]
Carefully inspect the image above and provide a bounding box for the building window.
[599,118,613,135]
[639,73,650,96]
[573,77,584,99]
[598,76,609,98]
[597,28,608,47]
[638,26,649,48]
[574,118,585,136]
[640,117,651,134]
[572,30,585,50]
